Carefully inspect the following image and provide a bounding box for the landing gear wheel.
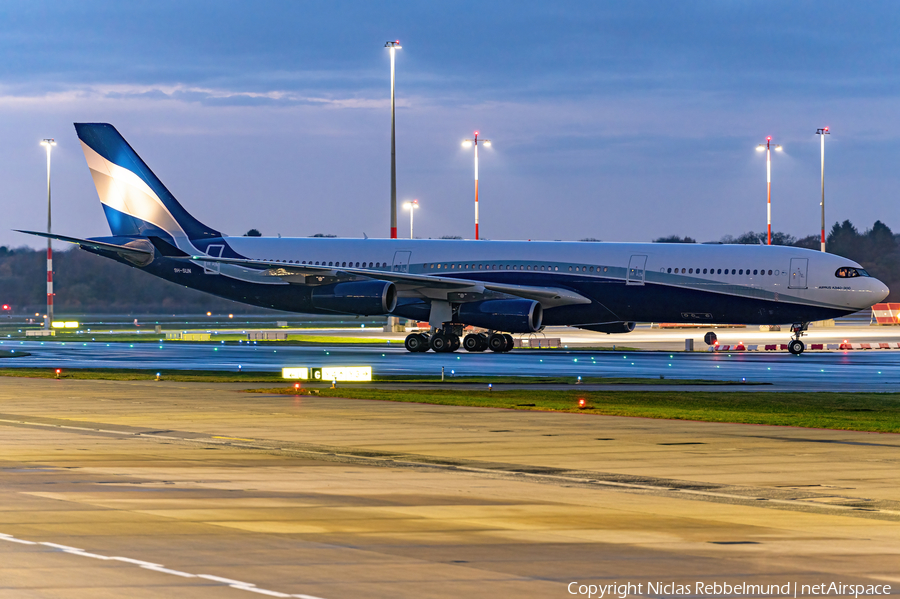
[503,334,514,352]
[405,333,427,353]
[430,333,450,353]
[788,339,805,356]
[448,334,460,353]
[477,333,489,351]
[488,333,507,353]
[417,333,431,352]
[463,334,482,352]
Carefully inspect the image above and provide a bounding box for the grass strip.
[246,387,900,434]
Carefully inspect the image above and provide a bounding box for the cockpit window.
[835,267,869,278]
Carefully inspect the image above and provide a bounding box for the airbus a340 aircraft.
[18,123,889,355]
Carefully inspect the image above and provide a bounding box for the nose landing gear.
[788,322,809,356]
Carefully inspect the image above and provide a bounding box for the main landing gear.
[788,322,809,356]
[405,327,513,353]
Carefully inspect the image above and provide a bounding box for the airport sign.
[282,366,372,382]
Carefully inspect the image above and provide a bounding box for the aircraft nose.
[874,279,890,303]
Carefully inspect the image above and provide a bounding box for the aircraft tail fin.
[74,123,221,242]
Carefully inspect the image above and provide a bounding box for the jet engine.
[577,321,636,334]
[310,280,397,315]
[456,299,543,333]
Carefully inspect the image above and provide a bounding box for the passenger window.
[768,269,772,275]
[703,268,707,274]
[689,268,693,274]
[555,266,559,271]
[739,269,743,275]
[603,267,608,272]
[451,264,455,269]
[568,266,572,272]
[437,264,441,269]
[717,269,721,274]
[753,269,757,275]
[667,268,672,273]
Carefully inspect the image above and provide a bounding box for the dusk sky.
[3,1,900,248]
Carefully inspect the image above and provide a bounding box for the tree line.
[0,246,273,315]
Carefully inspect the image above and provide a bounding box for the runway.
[0,378,897,598]
[5,336,900,390]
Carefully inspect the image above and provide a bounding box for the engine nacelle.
[578,321,636,334]
[311,280,397,315]
[456,299,543,333]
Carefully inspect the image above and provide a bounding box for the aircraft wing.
[188,255,592,308]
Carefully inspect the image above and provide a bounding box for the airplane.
[17,123,890,356]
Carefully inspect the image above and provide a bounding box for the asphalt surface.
[5,337,900,390]
[0,378,897,598]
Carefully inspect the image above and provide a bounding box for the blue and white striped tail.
[74,123,220,244]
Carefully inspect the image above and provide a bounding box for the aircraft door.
[789,258,808,289]
[203,244,224,274]
[627,255,648,286]
[392,251,412,274]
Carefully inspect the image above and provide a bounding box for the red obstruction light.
[766,136,772,141]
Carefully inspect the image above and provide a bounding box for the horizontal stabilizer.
[15,230,154,266]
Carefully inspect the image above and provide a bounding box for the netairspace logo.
[566,582,893,598]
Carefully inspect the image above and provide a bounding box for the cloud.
[0,82,405,110]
